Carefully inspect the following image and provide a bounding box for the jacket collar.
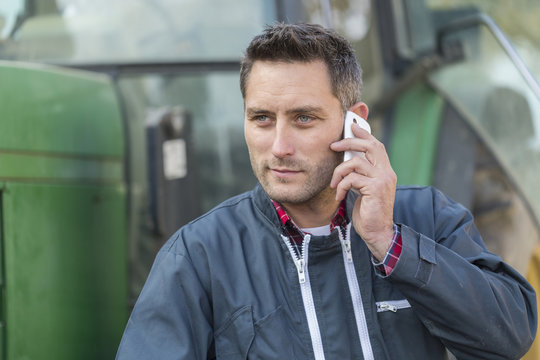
[252,184,282,230]
[251,183,359,232]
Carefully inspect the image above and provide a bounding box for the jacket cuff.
[378,224,437,287]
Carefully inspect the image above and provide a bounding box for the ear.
[348,102,369,120]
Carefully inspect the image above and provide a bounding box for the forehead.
[244,60,337,107]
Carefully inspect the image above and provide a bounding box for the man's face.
[244,60,344,205]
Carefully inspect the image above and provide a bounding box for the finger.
[334,172,371,200]
[331,156,376,188]
[334,172,356,201]
[330,137,370,153]
[331,134,388,169]
[351,122,372,138]
[366,139,391,169]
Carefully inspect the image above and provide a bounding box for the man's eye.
[254,115,270,123]
[298,115,312,123]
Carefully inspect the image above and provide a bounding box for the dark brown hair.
[240,23,363,111]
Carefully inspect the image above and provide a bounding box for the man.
[116,23,536,359]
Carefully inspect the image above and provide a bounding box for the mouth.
[270,167,301,178]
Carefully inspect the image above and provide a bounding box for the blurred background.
[1,0,539,358]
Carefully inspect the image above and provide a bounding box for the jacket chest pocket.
[215,305,304,360]
[375,297,419,336]
[373,282,446,359]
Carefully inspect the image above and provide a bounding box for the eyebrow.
[245,108,270,117]
[285,106,325,115]
[245,106,326,117]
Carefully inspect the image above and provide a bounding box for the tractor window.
[0,0,276,63]
[429,4,540,219]
[427,3,540,272]
[427,0,540,80]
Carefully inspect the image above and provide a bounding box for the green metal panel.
[2,183,127,359]
[0,62,127,359]
[0,61,123,157]
[388,83,445,186]
[0,152,122,184]
[0,188,5,359]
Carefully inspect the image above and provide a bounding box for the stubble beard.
[251,152,342,205]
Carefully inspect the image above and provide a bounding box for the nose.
[271,121,295,158]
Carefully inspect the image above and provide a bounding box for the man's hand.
[330,123,397,261]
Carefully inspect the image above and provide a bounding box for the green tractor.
[1,0,539,358]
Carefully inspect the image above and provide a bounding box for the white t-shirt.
[301,224,332,236]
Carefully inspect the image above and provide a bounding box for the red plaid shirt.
[372,224,402,276]
[272,200,402,276]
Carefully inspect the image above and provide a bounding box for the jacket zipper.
[282,234,326,360]
[376,299,411,313]
[339,223,375,360]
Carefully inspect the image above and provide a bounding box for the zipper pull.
[295,258,306,284]
[377,302,397,312]
[295,234,310,284]
[343,239,353,262]
[339,224,353,262]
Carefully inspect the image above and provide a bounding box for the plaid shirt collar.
[272,198,402,276]
[272,200,349,245]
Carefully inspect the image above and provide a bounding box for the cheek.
[330,121,345,142]
[244,125,257,150]
[311,127,342,154]
[245,130,268,159]
[245,124,273,149]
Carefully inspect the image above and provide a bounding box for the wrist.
[366,225,395,262]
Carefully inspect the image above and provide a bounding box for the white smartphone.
[343,110,371,162]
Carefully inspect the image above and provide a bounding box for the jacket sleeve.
[388,187,537,360]
[116,234,214,360]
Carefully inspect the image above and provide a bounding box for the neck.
[280,188,341,228]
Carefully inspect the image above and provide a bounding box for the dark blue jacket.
[117,185,537,359]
